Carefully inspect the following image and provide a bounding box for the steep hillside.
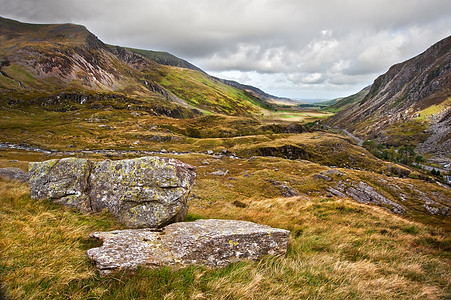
[0,16,270,116]
[327,36,451,158]
[324,86,371,112]
[125,47,284,105]
[126,47,204,72]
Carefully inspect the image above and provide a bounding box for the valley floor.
[0,108,450,299]
[1,147,451,299]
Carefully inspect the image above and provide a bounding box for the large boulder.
[0,167,29,182]
[29,158,93,211]
[87,219,290,275]
[29,156,196,228]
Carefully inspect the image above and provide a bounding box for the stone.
[87,219,290,275]
[29,156,196,228]
[232,200,247,208]
[210,169,228,176]
[264,179,298,197]
[29,158,93,211]
[313,174,332,181]
[331,181,407,214]
[0,167,29,182]
[322,169,345,176]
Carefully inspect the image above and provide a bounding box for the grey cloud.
[1,0,450,99]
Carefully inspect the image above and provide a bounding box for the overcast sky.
[2,0,451,100]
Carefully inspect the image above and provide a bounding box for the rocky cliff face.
[327,35,451,158]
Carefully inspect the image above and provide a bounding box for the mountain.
[327,36,451,158]
[0,16,275,117]
[324,86,371,112]
[126,47,287,104]
[125,47,205,73]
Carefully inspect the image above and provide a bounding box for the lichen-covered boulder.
[29,156,196,228]
[0,167,29,183]
[29,158,93,211]
[87,219,290,275]
[88,157,195,227]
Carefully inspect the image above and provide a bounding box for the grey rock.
[326,187,347,198]
[313,174,332,181]
[29,158,92,211]
[87,219,290,275]
[0,167,29,182]
[322,169,345,176]
[265,179,298,197]
[333,181,407,214]
[210,169,228,176]
[29,156,196,228]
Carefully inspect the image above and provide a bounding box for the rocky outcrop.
[29,156,196,228]
[327,181,407,214]
[87,219,290,275]
[0,167,29,182]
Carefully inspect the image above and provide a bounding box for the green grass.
[416,97,451,122]
[384,120,429,147]
[145,65,267,115]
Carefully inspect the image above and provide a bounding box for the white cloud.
[1,0,450,99]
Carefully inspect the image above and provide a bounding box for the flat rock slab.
[29,156,196,228]
[87,219,290,275]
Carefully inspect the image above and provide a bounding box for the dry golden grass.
[1,153,450,299]
[0,179,123,299]
[187,195,450,299]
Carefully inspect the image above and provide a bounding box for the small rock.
[265,179,298,197]
[210,169,228,176]
[0,167,29,182]
[233,200,247,208]
[322,169,344,176]
[326,187,347,198]
[313,174,332,181]
[280,185,298,197]
[206,150,214,155]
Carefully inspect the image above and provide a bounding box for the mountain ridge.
[326,35,451,158]
[0,16,279,116]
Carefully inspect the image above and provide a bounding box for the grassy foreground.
[1,174,450,299]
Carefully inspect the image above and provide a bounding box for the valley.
[0,16,450,300]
